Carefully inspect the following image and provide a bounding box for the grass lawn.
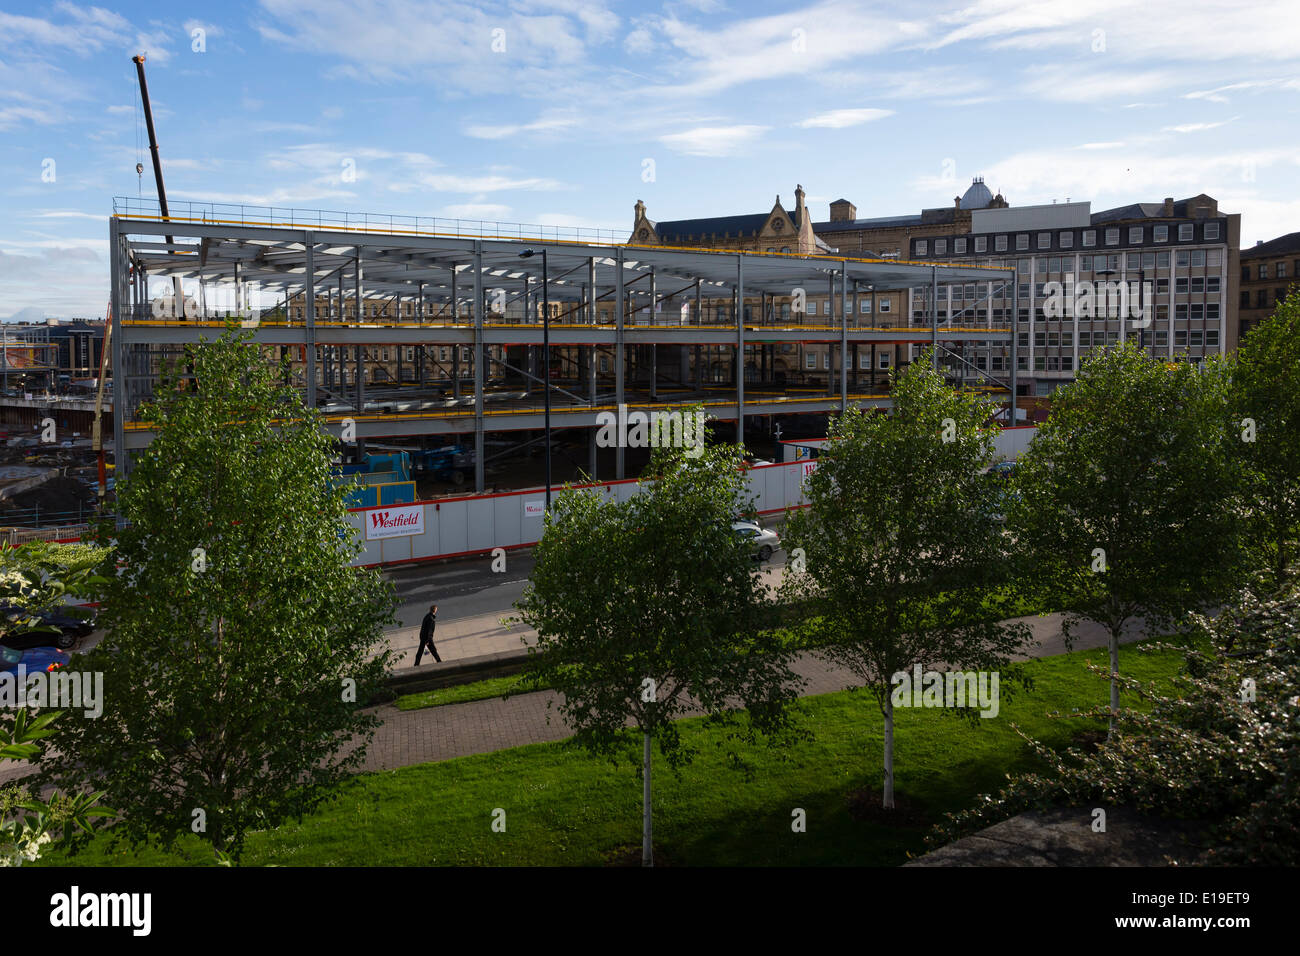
[395,673,545,711]
[39,639,1188,867]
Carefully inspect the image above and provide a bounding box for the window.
[935,239,947,255]
[1062,331,1073,347]
[1190,330,1203,347]
[1176,277,1189,294]
[1060,232,1074,248]
[1143,252,1156,269]
[808,301,818,315]
[859,354,870,369]
[1105,228,1120,245]
[1062,356,1074,371]
[1157,252,1170,268]
[974,236,987,253]
[954,238,967,254]
[805,352,816,369]
[823,353,831,370]
[1038,233,1051,249]
[462,347,471,361]
[995,235,1008,252]
[1127,253,1140,269]
[1206,329,1219,347]
[1081,255,1093,271]
[1179,223,1194,241]
[1207,276,1220,293]
[1048,356,1060,371]
[1034,355,1046,370]
[1176,304,1189,320]
[1191,304,1204,320]
[879,298,891,312]
[1191,250,1206,267]
[1154,225,1169,242]
[861,297,872,314]
[1280,262,1289,278]
[1242,266,1252,281]
[1016,234,1029,250]
[1155,330,1168,347]
[1083,230,1097,247]
[1034,331,1046,347]
[1175,330,1188,346]
[1129,227,1143,243]
[1191,277,1204,294]
[1018,332,1029,348]
[915,240,928,256]
[1260,264,1269,279]
[1017,355,1028,370]
[1205,222,1219,240]
[1156,278,1169,295]
[879,352,891,369]
[439,347,448,361]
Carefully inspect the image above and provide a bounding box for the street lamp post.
[520,248,551,510]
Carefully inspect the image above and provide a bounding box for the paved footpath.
[1,609,1151,787]
[358,609,1151,773]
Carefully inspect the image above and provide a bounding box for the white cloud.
[1184,77,1300,103]
[796,108,893,129]
[464,113,580,139]
[1162,119,1235,133]
[413,173,566,192]
[659,124,767,157]
[441,203,513,219]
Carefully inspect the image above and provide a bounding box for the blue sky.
[2,0,1298,319]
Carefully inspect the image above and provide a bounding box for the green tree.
[781,353,1032,809]
[38,325,395,861]
[1,543,111,866]
[515,423,803,866]
[1009,343,1244,735]
[1232,290,1300,586]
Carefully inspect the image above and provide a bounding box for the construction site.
[109,201,1015,500]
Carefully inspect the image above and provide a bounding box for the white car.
[731,520,780,561]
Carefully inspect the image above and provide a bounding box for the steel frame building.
[109,203,1016,491]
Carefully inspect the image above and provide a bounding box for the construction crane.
[132,53,185,320]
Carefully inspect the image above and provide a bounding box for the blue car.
[0,643,68,677]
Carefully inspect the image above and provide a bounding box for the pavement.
[1,532,1156,786]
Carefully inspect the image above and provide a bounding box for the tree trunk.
[883,696,895,809]
[642,732,653,867]
[1108,628,1121,739]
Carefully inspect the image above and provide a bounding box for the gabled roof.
[1091,196,1218,224]
[1242,231,1300,259]
[652,212,772,242]
[812,214,924,232]
[1090,202,1168,223]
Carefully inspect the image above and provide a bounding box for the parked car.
[0,642,67,677]
[732,520,780,561]
[0,603,95,650]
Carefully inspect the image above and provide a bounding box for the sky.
[2,0,1299,320]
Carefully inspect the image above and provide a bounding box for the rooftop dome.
[960,176,994,210]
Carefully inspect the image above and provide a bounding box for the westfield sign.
[365,504,424,540]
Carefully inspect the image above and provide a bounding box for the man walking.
[415,603,442,665]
